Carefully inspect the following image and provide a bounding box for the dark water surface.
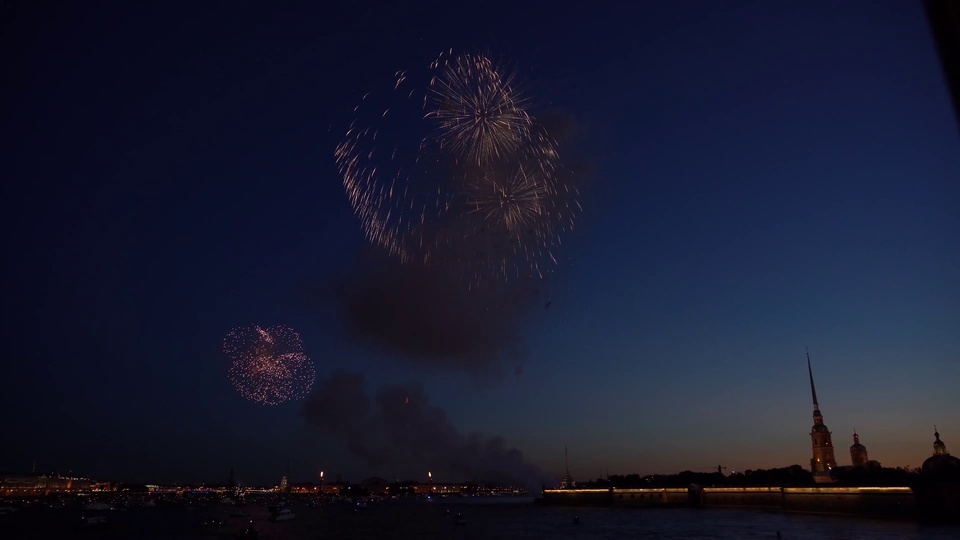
[2,498,959,540]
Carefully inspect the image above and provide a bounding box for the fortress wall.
[700,487,782,509]
[611,488,688,508]
[541,485,918,518]
[782,487,915,517]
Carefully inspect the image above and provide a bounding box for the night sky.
[3,0,958,487]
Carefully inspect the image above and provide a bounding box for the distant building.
[413,482,469,495]
[806,350,837,482]
[289,482,340,495]
[560,446,575,489]
[361,476,388,495]
[922,427,960,477]
[1,474,94,496]
[279,475,289,494]
[850,431,869,468]
[915,426,960,518]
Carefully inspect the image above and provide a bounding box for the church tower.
[807,349,837,482]
[849,430,869,467]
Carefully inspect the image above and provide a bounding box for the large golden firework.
[335,50,579,287]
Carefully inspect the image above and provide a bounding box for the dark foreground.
[2,497,960,539]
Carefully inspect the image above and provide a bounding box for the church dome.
[922,454,960,478]
[932,429,949,456]
[921,429,960,480]
[850,431,866,452]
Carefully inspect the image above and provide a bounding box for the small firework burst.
[466,163,551,233]
[223,325,315,405]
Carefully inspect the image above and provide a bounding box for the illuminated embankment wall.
[610,488,690,507]
[538,488,690,508]
[1,475,96,496]
[540,486,916,518]
[779,486,914,518]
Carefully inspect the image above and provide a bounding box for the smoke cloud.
[301,370,547,489]
[330,247,545,379]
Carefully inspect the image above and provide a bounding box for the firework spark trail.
[224,325,315,405]
[335,50,580,287]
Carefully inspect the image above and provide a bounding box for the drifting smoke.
[332,247,544,379]
[301,371,547,489]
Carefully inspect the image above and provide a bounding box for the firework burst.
[223,325,315,405]
[467,169,546,233]
[335,49,579,286]
[425,53,531,165]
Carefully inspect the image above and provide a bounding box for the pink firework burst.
[223,325,315,405]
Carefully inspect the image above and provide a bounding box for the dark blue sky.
[2,0,958,486]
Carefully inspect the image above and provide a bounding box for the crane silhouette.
[690,466,727,474]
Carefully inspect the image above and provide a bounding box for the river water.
[2,497,959,539]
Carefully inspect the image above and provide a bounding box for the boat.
[269,507,295,521]
[81,515,110,528]
[83,502,113,511]
[0,506,18,516]
[237,521,259,539]
[454,512,466,526]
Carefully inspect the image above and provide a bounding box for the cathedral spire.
[807,346,819,411]
[806,348,836,482]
